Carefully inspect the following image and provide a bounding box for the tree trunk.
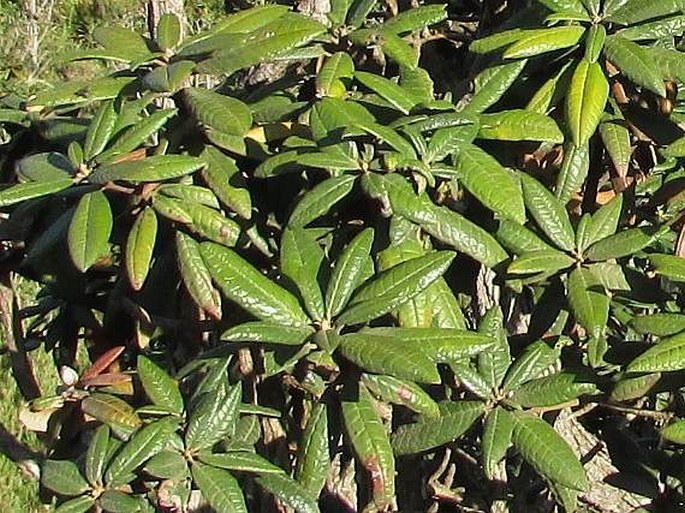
[147,0,187,41]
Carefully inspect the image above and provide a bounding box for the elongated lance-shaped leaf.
[582,193,623,250]
[566,58,608,146]
[199,452,284,474]
[41,459,90,496]
[96,109,177,163]
[54,496,96,513]
[158,184,220,209]
[157,13,181,50]
[650,254,685,282]
[176,232,222,320]
[105,417,178,486]
[537,0,588,14]
[192,462,248,513]
[289,175,357,227]
[585,226,657,261]
[185,381,242,451]
[341,386,395,509]
[627,332,685,373]
[200,242,309,326]
[618,14,685,41]
[603,36,666,97]
[662,420,685,444]
[68,190,112,272]
[470,29,525,54]
[201,146,252,219]
[84,100,117,161]
[325,228,374,319]
[567,266,609,340]
[608,0,684,26]
[86,425,110,486]
[295,403,329,496]
[381,4,447,34]
[520,173,575,252]
[17,152,72,181]
[125,207,157,291]
[0,178,73,208]
[338,251,455,325]
[510,371,597,408]
[392,401,484,455]
[611,372,661,402]
[137,355,183,415]
[508,249,575,275]
[502,339,561,391]
[362,373,440,417]
[496,219,555,255]
[631,313,685,337]
[428,278,467,329]
[482,407,514,479]
[355,71,417,114]
[316,52,354,97]
[584,24,606,63]
[281,227,326,321]
[503,26,585,59]
[450,361,493,399]
[337,332,440,383]
[478,109,564,143]
[555,142,589,205]
[467,59,528,114]
[222,321,314,346]
[145,450,188,479]
[257,473,321,513]
[90,155,206,184]
[599,118,631,181]
[185,87,252,136]
[185,202,240,248]
[477,306,510,390]
[81,393,142,440]
[511,411,589,491]
[452,143,525,223]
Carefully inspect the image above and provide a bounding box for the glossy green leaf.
[98,490,142,513]
[511,411,589,491]
[41,459,90,496]
[158,184,220,209]
[137,355,183,415]
[599,118,631,180]
[295,403,329,495]
[567,267,609,340]
[185,202,240,247]
[467,60,528,114]
[450,361,493,399]
[631,313,685,337]
[508,249,575,275]
[482,407,514,479]
[281,227,326,321]
[607,0,684,26]
[583,194,623,249]
[90,155,206,184]
[470,29,525,54]
[477,306,511,389]
[520,173,575,252]
[510,371,597,407]
[627,332,685,373]
[338,332,440,383]
[662,420,685,444]
[185,88,252,136]
[55,496,96,513]
[555,143,589,205]
[125,208,157,291]
[145,450,188,479]
[82,393,142,440]
[362,373,440,417]
[142,60,196,93]
[619,14,685,41]
[381,4,447,34]
[257,473,320,513]
[503,339,560,391]
[603,36,666,97]
[200,242,309,326]
[316,52,354,97]
[152,194,193,223]
[16,152,73,181]
[222,321,314,346]
[176,232,222,320]
[86,425,110,487]
[585,227,656,261]
[650,254,685,282]
[199,452,284,475]
[157,13,181,51]
[341,386,395,508]
[503,26,585,59]
[68,190,112,272]
[289,175,357,227]
[478,109,563,143]
[356,71,417,114]
[201,146,252,219]
[392,401,484,455]
[92,26,152,62]
[537,0,588,13]
[584,24,606,63]
[84,101,117,161]
[0,179,73,207]
[185,381,242,451]
[611,372,661,402]
[453,143,525,223]
[496,219,555,254]
[526,60,574,114]
[566,58,608,146]
[192,462,248,513]
[428,278,467,329]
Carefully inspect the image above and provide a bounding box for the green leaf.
[607,0,685,25]
[650,254,685,282]
[157,13,182,51]
[143,60,196,93]
[125,208,157,291]
[510,372,597,408]
[200,242,310,326]
[341,386,395,508]
[502,339,560,391]
[627,332,685,373]
[158,184,220,209]
[452,143,525,223]
[221,321,314,346]
[90,155,206,184]
[555,143,589,205]
[295,403,329,495]
[537,0,588,14]
[17,152,73,181]
[105,417,178,486]
[185,381,242,451]
[503,26,585,59]
[84,101,118,161]
[337,332,440,383]
[145,450,188,479]
[152,194,193,223]
[185,88,252,136]
[361,373,440,417]
[356,71,417,114]
[288,175,357,227]
[0,179,73,207]
[611,372,661,402]
[176,232,223,320]
[41,460,90,496]
[662,420,685,444]
[257,473,320,513]
[98,490,143,513]
[618,15,685,41]
[520,173,575,252]
[316,52,354,97]
[281,227,326,321]
[68,190,112,272]
[392,401,484,455]
[325,228,374,319]
[199,452,284,475]
[449,361,493,399]
[137,355,183,415]
[92,26,152,62]
[584,24,606,62]
[470,29,525,54]
[184,202,240,247]
[567,267,609,340]
[338,251,455,325]
[467,60,528,114]
[566,58,608,146]
[526,61,574,114]
[511,411,589,491]
[86,425,111,487]
[631,313,685,337]
[603,36,666,97]
[55,496,96,513]
[599,118,631,180]
[478,109,564,143]
[585,227,656,261]
[508,249,575,275]
[496,219,555,254]
[381,4,447,34]
[583,194,623,249]
[192,462,248,513]
[81,393,142,440]
[477,306,511,390]
[482,407,514,479]
[201,146,252,219]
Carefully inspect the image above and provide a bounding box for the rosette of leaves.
[391,305,596,511]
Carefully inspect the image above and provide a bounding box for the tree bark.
[147,0,187,41]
